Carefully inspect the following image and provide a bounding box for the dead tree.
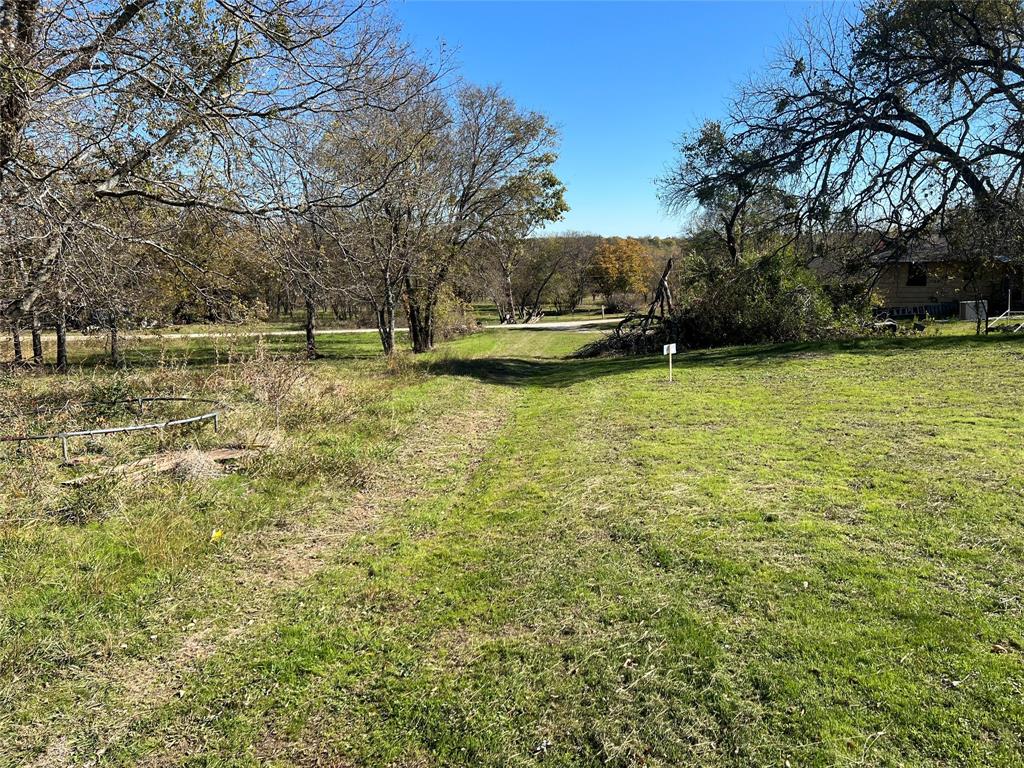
[639,258,674,334]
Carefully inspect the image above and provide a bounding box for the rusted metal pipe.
[1,412,221,463]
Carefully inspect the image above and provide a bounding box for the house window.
[907,262,927,287]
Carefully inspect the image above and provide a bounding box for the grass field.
[2,325,1023,766]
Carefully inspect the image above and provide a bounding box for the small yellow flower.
[210,528,224,543]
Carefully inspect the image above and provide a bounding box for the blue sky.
[391,1,819,237]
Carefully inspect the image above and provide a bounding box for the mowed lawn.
[2,327,1024,766]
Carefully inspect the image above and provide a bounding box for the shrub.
[576,250,868,357]
[238,342,311,429]
[433,284,478,341]
[667,250,842,346]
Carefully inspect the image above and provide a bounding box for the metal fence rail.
[0,412,220,462]
[986,309,1024,333]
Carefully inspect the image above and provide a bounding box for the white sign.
[663,342,677,383]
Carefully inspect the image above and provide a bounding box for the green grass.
[2,325,1023,766]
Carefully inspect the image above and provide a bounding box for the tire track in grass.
[21,379,518,768]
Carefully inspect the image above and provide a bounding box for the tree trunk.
[11,324,23,363]
[424,303,435,350]
[31,313,42,364]
[523,265,562,323]
[304,297,317,360]
[55,315,68,373]
[377,300,396,356]
[110,320,122,367]
[406,299,434,353]
[404,272,442,353]
[724,207,740,266]
[503,267,517,324]
[569,288,584,314]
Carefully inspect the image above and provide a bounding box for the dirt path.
[22,382,517,767]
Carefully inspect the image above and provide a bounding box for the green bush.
[433,284,478,341]
[576,250,867,357]
[666,250,843,347]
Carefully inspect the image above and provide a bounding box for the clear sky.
[390,1,819,237]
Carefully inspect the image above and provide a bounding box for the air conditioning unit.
[959,300,988,321]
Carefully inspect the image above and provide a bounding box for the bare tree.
[547,233,600,314]
[403,85,564,352]
[481,170,568,324]
[257,123,338,360]
[0,0,418,335]
[728,1,1024,255]
[318,74,450,355]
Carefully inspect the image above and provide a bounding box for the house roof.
[868,236,1014,265]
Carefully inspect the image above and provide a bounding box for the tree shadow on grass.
[426,331,1024,389]
[427,355,664,387]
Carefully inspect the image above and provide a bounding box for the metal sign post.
[662,343,676,382]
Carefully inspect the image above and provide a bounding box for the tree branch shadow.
[425,332,1024,388]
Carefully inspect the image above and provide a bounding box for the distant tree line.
[467,234,681,323]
